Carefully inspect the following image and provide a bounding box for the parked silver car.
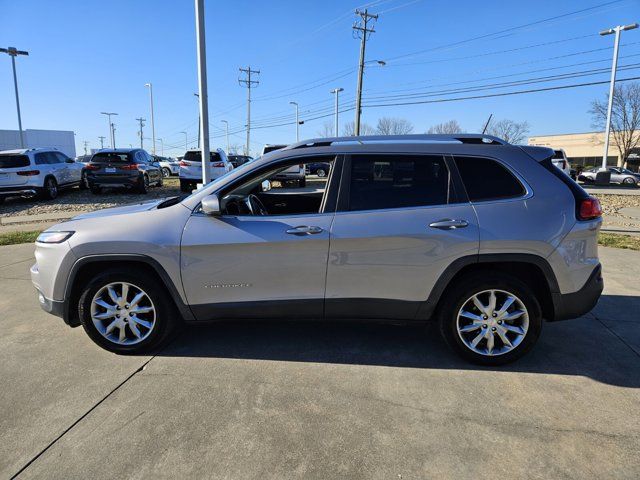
[31,134,603,365]
[578,166,639,186]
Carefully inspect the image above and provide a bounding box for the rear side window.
[34,152,49,165]
[184,151,221,162]
[348,155,450,211]
[92,152,132,163]
[0,154,30,168]
[454,156,525,202]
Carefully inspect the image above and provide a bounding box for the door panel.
[180,213,334,320]
[325,204,479,319]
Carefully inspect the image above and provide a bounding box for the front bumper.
[551,264,603,321]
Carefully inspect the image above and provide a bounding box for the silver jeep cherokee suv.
[31,134,603,365]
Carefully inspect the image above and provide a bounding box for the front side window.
[454,156,525,202]
[348,155,450,211]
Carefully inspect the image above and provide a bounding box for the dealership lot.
[0,243,638,479]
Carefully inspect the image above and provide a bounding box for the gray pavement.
[1,244,639,479]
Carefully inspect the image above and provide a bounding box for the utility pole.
[599,23,638,172]
[239,66,260,156]
[195,0,211,185]
[352,9,378,136]
[83,141,89,154]
[101,112,118,148]
[111,123,117,148]
[144,83,156,155]
[98,136,106,149]
[136,117,146,149]
[1,47,29,148]
[330,88,344,136]
[289,101,299,142]
[220,120,229,153]
[180,131,188,151]
[158,138,164,156]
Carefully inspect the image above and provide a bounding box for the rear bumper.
[551,264,603,321]
[0,186,37,197]
[88,174,139,187]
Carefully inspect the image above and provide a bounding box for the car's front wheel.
[162,167,171,178]
[78,270,178,354]
[623,177,636,186]
[439,273,542,365]
[138,174,149,194]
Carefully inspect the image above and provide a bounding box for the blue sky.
[1,0,639,156]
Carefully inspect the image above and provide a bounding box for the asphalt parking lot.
[1,243,639,479]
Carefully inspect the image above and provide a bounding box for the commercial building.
[0,129,76,157]
[528,131,634,169]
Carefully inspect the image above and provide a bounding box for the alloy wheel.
[90,282,156,345]
[456,289,529,356]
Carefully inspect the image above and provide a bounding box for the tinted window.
[92,152,132,163]
[34,153,49,165]
[553,150,565,159]
[454,156,525,202]
[54,152,69,163]
[47,152,63,164]
[348,155,450,211]
[0,154,30,168]
[184,151,222,162]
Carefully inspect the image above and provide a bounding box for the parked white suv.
[0,148,85,203]
[552,149,571,176]
[179,148,233,192]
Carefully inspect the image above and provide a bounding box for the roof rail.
[286,134,509,150]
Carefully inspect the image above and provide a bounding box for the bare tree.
[590,82,640,167]
[316,121,334,138]
[376,117,414,135]
[427,120,463,134]
[342,121,376,136]
[484,119,530,144]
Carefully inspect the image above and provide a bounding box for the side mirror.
[201,193,221,216]
[261,180,272,192]
[66,159,75,164]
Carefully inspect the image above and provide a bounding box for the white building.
[0,129,76,157]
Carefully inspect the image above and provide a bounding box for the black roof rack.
[287,134,509,150]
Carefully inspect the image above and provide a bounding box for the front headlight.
[36,231,75,244]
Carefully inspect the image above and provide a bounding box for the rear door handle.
[286,225,324,235]
[429,219,469,230]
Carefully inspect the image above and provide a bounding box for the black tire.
[299,177,306,188]
[438,272,542,366]
[162,167,171,178]
[180,180,192,193]
[157,176,163,187]
[316,168,326,178]
[78,269,179,354]
[41,177,58,200]
[623,177,635,185]
[80,171,89,190]
[90,185,101,195]
[138,174,149,194]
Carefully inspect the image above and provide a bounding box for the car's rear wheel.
[42,177,58,200]
[438,273,542,365]
[299,177,306,188]
[78,270,179,354]
[316,168,326,177]
[138,174,149,194]
[162,167,171,178]
[623,177,636,185]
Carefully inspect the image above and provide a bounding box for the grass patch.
[0,230,41,246]
[599,232,640,251]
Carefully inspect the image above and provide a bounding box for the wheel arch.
[418,254,559,322]
[63,254,194,327]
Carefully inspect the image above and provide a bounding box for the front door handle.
[429,219,469,230]
[286,225,324,235]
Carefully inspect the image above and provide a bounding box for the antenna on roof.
[482,114,493,134]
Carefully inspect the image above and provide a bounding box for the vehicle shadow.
[157,294,640,388]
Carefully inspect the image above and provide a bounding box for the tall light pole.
[1,47,29,148]
[330,88,344,136]
[101,112,118,148]
[195,0,211,184]
[289,101,299,141]
[144,83,156,155]
[220,120,229,153]
[180,131,188,151]
[599,23,638,171]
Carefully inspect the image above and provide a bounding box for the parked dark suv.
[85,149,163,194]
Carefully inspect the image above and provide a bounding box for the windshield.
[0,154,30,168]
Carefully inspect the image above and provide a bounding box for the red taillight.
[17,170,40,176]
[579,197,602,220]
[120,163,139,170]
[211,162,224,168]
[179,160,191,167]
[85,164,100,170]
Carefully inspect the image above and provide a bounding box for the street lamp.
[100,112,118,148]
[144,82,156,155]
[289,101,299,142]
[180,131,188,151]
[330,88,344,136]
[599,23,638,175]
[220,120,229,153]
[1,47,29,148]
